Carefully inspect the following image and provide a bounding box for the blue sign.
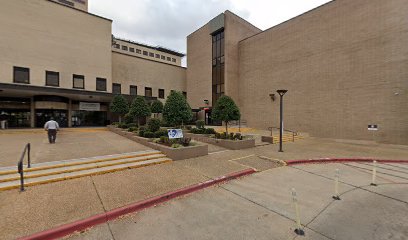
[168,129,183,139]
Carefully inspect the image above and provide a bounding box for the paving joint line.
[89,175,116,240]
[291,165,408,204]
[220,186,334,240]
[342,163,408,181]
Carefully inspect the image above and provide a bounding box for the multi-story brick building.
[0,0,406,144]
[0,0,186,128]
[187,0,408,145]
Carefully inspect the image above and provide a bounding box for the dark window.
[145,87,152,97]
[158,89,165,99]
[155,54,160,58]
[130,85,137,95]
[182,91,187,98]
[46,71,59,87]
[136,49,141,54]
[73,74,84,89]
[149,52,154,57]
[114,44,120,49]
[172,58,176,63]
[161,55,165,60]
[122,46,128,51]
[129,47,135,52]
[211,30,225,104]
[143,51,148,56]
[13,67,30,84]
[96,78,107,91]
[167,57,171,61]
[112,83,121,94]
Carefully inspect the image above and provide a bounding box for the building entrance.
[35,109,68,128]
[72,111,107,127]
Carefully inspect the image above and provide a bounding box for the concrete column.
[68,99,72,127]
[30,97,35,128]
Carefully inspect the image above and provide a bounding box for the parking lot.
[68,161,408,240]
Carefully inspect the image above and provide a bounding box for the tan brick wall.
[224,11,261,105]
[238,0,408,144]
[0,0,112,92]
[186,24,213,109]
[112,52,186,101]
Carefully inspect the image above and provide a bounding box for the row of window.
[13,66,104,90]
[12,66,187,98]
[113,44,177,63]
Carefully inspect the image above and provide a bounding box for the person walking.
[44,117,60,144]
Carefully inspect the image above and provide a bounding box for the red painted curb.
[18,168,256,240]
[285,158,408,166]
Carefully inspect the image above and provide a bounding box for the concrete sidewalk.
[0,136,407,239]
[67,162,408,240]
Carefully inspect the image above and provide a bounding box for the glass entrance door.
[35,110,68,128]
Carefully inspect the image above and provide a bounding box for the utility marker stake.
[291,188,305,235]
[332,169,341,200]
[371,160,377,186]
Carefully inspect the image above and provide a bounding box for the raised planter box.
[147,142,208,161]
[184,132,255,150]
[107,125,208,160]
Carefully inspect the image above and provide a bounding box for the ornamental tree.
[151,100,163,118]
[129,96,151,126]
[109,95,129,123]
[163,91,193,127]
[211,95,240,135]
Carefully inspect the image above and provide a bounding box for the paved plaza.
[0,129,407,239]
[0,128,150,167]
[68,161,408,240]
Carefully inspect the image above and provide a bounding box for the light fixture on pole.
[276,89,288,152]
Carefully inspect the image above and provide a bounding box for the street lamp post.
[276,90,288,152]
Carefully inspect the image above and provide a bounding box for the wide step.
[0,150,171,191]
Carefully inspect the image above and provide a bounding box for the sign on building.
[168,129,183,139]
[368,124,378,131]
[79,102,100,111]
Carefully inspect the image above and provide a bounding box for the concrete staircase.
[0,150,171,191]
[272,133,304,143]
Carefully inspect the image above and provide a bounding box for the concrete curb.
[18,168,256,240]
[285,158,408,165]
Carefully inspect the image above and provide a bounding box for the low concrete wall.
[107,125,208,160]
[184,133,255,150]
[261,136,273,144]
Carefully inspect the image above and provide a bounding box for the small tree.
[163,91,193,127]
[110,95,129,123]
[212,95,240,135]
[129,96,151,126]
[151,100,163,118]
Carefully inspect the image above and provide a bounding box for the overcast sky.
[89,0,331,62]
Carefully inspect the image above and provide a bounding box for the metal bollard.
[332,169,341,200]
[371,160,377,186]
[291,188,305,235]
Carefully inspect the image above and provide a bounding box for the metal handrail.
[17,143,31,192]
[268,127,298,142]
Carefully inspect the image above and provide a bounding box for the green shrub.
[138,130,145,137]
[215,132,221,139]
[127,123,138,128]
[171,143,182,148]
[160,136,169,144]
[143,131,155,138]
[234,133,242,140]
[196,120,205,129]
[155,129,168,138]
[185,125,192,130]
[147,118,161,132]
[128,127,138,132]
[204,128,216,134]
[111,122,119,126]
[179,137,191,146]
[229,132,234,140]
[118,123,128,129]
